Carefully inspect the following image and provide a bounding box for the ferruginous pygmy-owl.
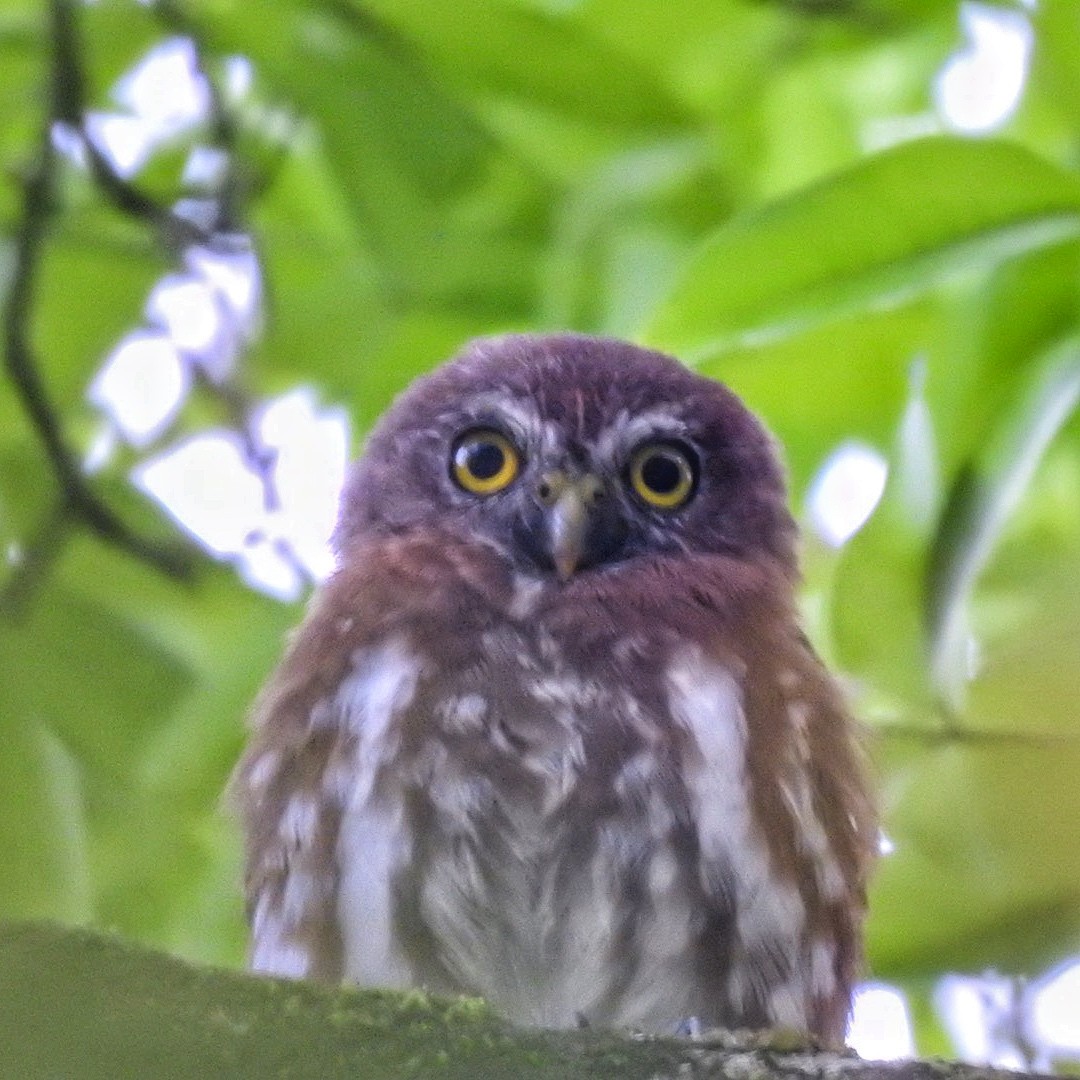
[231,333,876,1040]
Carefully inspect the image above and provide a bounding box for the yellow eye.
[451,429,521,495]
[628,442,697,510]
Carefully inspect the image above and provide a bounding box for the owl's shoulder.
[244,533,512,726]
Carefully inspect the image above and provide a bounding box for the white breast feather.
[666,647,808,1028]
[335,638,421,988]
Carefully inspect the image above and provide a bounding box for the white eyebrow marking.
[451,392,566,463]
[594,407,691,464]
[457,392,538,436]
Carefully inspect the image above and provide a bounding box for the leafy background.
[1,0,1078,1066]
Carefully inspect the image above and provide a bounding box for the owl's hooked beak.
[541,471,606,581]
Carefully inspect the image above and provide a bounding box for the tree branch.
[1,0,196,584]
[51,0,212,248]
[0,499,72,617]
[0,922,1056,1080]
[876,722,1080,748]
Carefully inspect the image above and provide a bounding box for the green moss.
[0,921,698,1079]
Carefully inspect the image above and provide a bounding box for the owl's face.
[336,334,796,577]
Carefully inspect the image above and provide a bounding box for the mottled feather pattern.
[231,333,876,1039]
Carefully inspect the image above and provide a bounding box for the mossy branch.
[0,922,1054,1080]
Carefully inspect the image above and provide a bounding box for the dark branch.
[82,136,212,249]
[1,0,196,583]
[876,722,1080,748]
[0,500,73,618]
[49,0,213,248]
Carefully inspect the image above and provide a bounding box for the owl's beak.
[549,488,589,580]
[543,473,605,580]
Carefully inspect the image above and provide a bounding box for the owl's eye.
[627,442,697,510]
[451,429,521,495]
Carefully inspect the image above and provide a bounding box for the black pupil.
[642,452,683,494]
[466,441,505,480]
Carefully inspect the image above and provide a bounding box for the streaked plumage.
[231,333,875,1038]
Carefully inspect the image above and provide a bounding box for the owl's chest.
[415,625,687,850]
[336,622,751,1023]
[335,625,717,1026]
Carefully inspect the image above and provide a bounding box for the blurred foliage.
[1,0,1078,1058]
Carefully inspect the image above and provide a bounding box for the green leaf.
[0,723,91,923]
[210,2,541,308]
[644,137,1080,362]
[695,300,940,491]
[927,342,1080,710]
[928,241,1080,478]
[0,582,194,794]
[829,354,947,707]
[869,734,1080,977]
[360,0,688,131]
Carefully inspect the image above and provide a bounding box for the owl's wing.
[228,570,423,986]
[231,533,514,987]
[671,602,875,1041]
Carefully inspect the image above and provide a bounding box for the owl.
[231,333,876,1040]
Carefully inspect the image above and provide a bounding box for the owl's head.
[337,334,796,577]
